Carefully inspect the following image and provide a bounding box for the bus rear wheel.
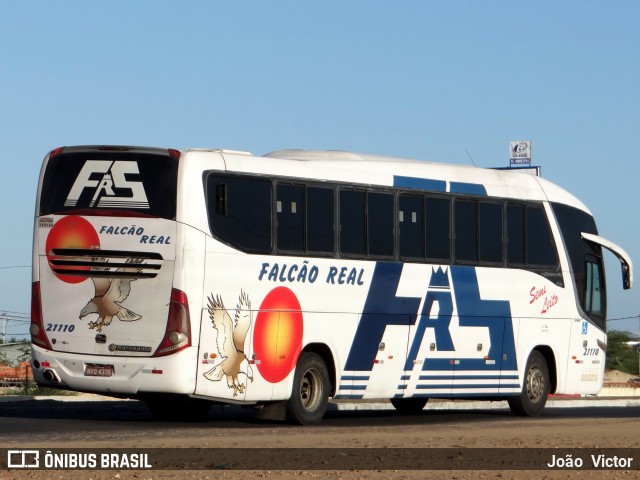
[508,350,550,416]
[286,352,330,425]
[390,397,428,415]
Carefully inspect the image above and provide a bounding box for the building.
[0,342,30,366]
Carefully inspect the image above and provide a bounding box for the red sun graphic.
[46,216,100,283]
[253,286,304,383]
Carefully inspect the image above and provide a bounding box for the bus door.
[565,255,607,393]
[566,317,605,393]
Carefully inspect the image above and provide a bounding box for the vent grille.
[49,249,162,279]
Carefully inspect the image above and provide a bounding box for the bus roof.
[195,148,591,214]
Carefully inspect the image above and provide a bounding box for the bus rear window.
[39,148,178,219]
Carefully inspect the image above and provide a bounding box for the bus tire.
[390,397,428,415]
[508,350,550,417]
[286,352,330,425]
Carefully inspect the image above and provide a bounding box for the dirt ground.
[3,404,640,480]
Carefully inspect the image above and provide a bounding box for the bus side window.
[526,206,558,267]
[340,189,366,256]
[585,258,604,318]
[454,199,478,262]
[425,197,451,261]
[307,186,335,254]
[399,194,425,259]
[479,202,503,263]
[507,204,525,266]
[368,191,394,257]
[208,175,272,253]
[277,184,305,252]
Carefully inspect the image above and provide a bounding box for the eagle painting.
[203,291,254,396]
[79,257,143,332]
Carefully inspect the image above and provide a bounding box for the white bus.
[31,146,632,424]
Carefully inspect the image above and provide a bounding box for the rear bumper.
[31,344,197,395]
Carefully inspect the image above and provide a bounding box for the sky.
[0,1,638,339]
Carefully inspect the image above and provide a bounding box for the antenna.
[465,149,477,167]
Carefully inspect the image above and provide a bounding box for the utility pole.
[1,312,6,344]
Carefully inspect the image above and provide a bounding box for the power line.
[608,315,640,322]
[1,310,29,315]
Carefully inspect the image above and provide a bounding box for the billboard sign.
[509,141,531,165]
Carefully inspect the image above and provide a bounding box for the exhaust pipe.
[42,369,60,383]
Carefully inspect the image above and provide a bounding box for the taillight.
[30,282,52,350]
[153,288,191,357]
[168,149,181,160]
[49,147,63,158]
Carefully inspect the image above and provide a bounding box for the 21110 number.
[46,323,75,333]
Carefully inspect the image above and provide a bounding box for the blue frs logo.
[344,263,517,372]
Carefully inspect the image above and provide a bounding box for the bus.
[31,145,633,424]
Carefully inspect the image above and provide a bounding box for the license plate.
[84,364,114,377]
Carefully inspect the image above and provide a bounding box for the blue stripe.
[393,176,446,192]
[397,385,408,390]
[416,384,454,389]
[339,384,367,390]
[449,182,487,195]
[412,392,517,398]
[334,394,364,400]
[416,384,518,390]
[418,375,518,381]
[340,375,370,381]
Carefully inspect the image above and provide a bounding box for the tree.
[606,330,639,375]
[16,340,31,364]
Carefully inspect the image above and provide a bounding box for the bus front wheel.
[286,352,330,425]
[508,350,550,416]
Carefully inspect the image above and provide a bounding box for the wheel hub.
[527,365,544,402]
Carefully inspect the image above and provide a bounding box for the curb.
[0,394,131,403]
[2,395,640,411]
[331,398,640,411]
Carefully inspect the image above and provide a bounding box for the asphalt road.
[2,398,640,478]
[1,397,640,447]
